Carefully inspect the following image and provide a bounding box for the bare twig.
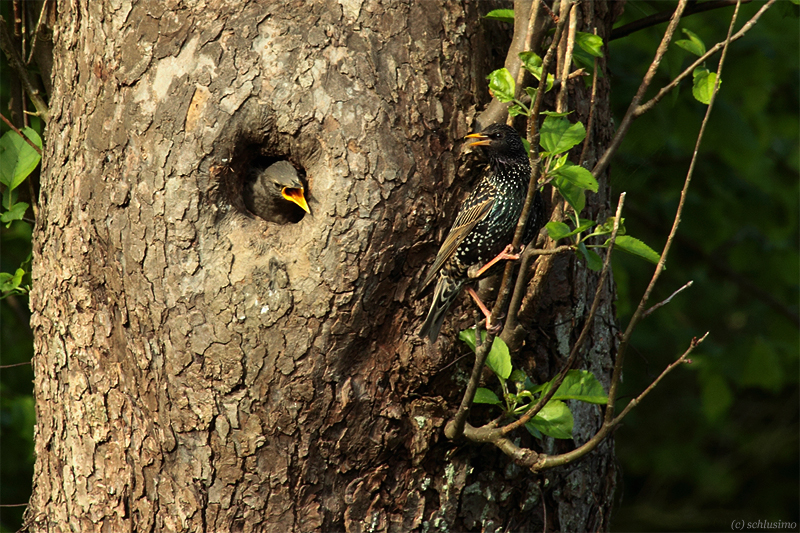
[592,0,688,179]
[508,0,543,127]
[0,360,32,369]
[555,2,577,113]
[25,0,50,65]
[0,16,48,122]
[643,280,693,318]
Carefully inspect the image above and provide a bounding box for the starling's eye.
[489,132,502,140]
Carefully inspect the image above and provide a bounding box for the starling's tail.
[418,275,464,342]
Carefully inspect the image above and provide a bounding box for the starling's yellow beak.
[281,187,310,213]
[465,132,491,147]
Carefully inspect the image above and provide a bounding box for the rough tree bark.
[27,0,619,531]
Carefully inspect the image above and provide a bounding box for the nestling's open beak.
[465,132,491,147]
[281,187,311,213]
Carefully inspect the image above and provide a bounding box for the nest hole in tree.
[224,141,310,225]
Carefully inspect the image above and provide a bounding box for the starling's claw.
[485,315,504,336]
[468,244,522,279]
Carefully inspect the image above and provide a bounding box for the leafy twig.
[635,0,776,118]
[605,0,742,426]
[499,192,625,434]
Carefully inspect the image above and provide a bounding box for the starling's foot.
[485,313,504,335]
[465,287,492,320]
[469,244,523,279]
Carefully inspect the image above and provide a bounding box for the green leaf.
[546,219,594,241]
[546,221,572,241]
[572,47,597,74]
[548,370,608,404]
[459,328,478,352]
[518,51,554,92]
[1,202,29,225]
[509,369,528,386]
[540,116,586,155]
[486,335,512,380]
[553,176,585,214]
[575,32,604,57]
[487,68,516,103]
[520,137,531,157]
[526,400,574,439]
[552,162,598,192]
[508,104,528,117]
[458,329,513,380]
[610,235,661,265]
[692,67,718,105]
[484,9,514,24]
[0,128,42,191]
[0,268,25,294]
[474,387,503,405]
[578,242,603,271]
[675,28,706,56]
[588,216,626,237]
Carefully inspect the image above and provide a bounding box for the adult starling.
[244,160,310,224]
[418,123,545,342]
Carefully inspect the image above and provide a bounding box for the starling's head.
[255,161,310,213]
[465,123,527,164]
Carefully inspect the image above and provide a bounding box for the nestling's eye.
[274,182,283,190]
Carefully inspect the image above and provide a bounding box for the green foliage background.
[0,2,797,532]
[608,2,798,530]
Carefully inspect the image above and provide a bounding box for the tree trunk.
[28,1,619,531]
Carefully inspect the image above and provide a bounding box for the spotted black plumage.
[418,123,545,342]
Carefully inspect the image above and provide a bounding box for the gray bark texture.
[28,0,619,531]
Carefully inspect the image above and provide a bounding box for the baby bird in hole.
[243,160,310,224]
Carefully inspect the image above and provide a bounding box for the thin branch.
[605,0,741,426]
[0,360,32,369]
[0,16,49,122]
[591,0,688,179]
[643,280,693,318]
[635,0,776,118]
[610,0,751,41]
[578,35,600,166]
[508,0,543,127]
[25,0,50,65]
[555,1,577,113]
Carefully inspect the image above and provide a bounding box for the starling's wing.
[420,186,495,289]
